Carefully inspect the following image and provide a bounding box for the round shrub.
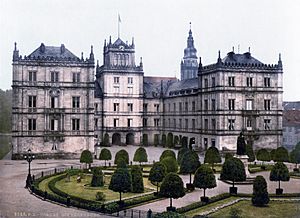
[131,165,144,193]
[220,157,246,187]
[114,149,129,165]
[80,150,93,167]
[161,156,178,173]
[91,168,104,187]
[252,175,269,206]
[160,149,176,161]
[95,191,106,201]
[133,147,148,164]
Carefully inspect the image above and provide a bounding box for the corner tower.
[180,23,198,80]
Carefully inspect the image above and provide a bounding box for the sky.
[0,0,299,101]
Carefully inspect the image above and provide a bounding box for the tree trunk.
[189,173,192,184]
[279,180,281,190]
[105,160,106,167]
[233,179,235,188]
[119,192,122,202]
[170,198,172,208]
[157,182,159,193]
[203,188,206,197]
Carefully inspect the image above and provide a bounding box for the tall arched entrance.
[126,133,134,145]
[112,133,121,145]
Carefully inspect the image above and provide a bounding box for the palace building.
[11,28,283,159]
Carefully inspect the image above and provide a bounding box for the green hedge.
[176,193,231,214]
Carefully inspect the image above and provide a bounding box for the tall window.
[95,119,98,127]
[173,103,176,112]
[143,103,148,112]
[212,119,216,130]
[72,97,80,108]
[264,100,271,110]
[204,119,208,130]
[228,76,235,87]
[28,96,36,108]
[50,119,59,131]
[212,99,216,111]
[246,77,253,87]
[72,119,80,131]
[128,103,133,112]
[72,72,80,83]
[154,119,159,127]
[264,119,271,130]
[185,102,188,111]
[228,99,235,110]
[179,119,182,129]
[114,118,119,127]
[143,118,148,127]
[113,103,119,112]
[127,118,133,127]
[154,104,160,113]
[204,99,208,111]
[192,101,195,112]
[185,119,188,130]
[228,119,235,130]
[204,79,208,88]
[29,71,37,82]
[128,77,133,84]
[264,77,271,87]
[212,77,216,87]
[50,97,57,108]
[114,77,120,84]
[192,119,195,130]
[28,119,36,131]
[246,118,252,130]
[246,99,253,110]
[51,72,59,82]
[179,102,182,112]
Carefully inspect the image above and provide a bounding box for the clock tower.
[95,36,144,146]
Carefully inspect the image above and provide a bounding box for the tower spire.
[118,13,121,39]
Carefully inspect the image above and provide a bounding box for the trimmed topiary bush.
[220,157,246,194]
[180,150,200,186]
[256,148,271,164]
[133,147,148,165]
[274,147,289,162]
[252,175,269,206]
[204,146,221,171]
[160,149,176,161]
[91,167,104,187]
[114,149,129,165]
[193,165,216,201]
[177,147,189,165]
[80,150,93,168]
[95,191,106,201]
[149,162,167,194]
[161,156,178,173]
[270,162,290,194]
[99,148,112,167]
[131,165,144,193]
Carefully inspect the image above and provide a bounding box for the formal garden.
[26,139,300,217]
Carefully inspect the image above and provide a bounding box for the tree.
[252,175,269,206]
[180,150,200,184]
[270,149,276,161]
[114,149,129,165]
[109,167,132,203]
[193,165,216,200]
[131,165,144,193]
[177,147,189,165]
[160,149,176,161]
[204,146,221,171]
[142,134,148,146]
[167,133,174,148]
[220,157,246,194]
[133,147,148,165]
[99,148,112,167]
[161,156,178,173]
[245,144,255,162]
[270,162,290,194]
[274,147,289,162]
[91,168,104,187]
[256,149,271,164]
[160,173,185,210]
[149,162,167,193]
[80,150,93,168]
[290,148,300,168]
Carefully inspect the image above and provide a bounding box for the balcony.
[44,108,65,114]
[241,110,259,117]
[43,131,64,142]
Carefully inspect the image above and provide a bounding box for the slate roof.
[166,78,198,95]
[283,101,300,110]
[222,52,263,65]
[110,38,134,49]
[143,76,177,98]
[283,110,300,127]
[95,80,103,98]
[28,43,79,60]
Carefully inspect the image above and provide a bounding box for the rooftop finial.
[91,45,93,53]
[81,52,84,60]
[217,50,222,65]
[189,22,192,35]
[97,60,99,67]
[140,57,143,68]
[248,47,251,53]
[232,46,235,53]
[104,39,106,47]
[278,53,282,69]
[109,36,112,44]
[279,53,282,62]
[14,42,17,51]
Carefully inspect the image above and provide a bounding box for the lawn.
[54,174,156,202]
[183,197,238,217]
[209,200,300,218]
[38,174,64,194]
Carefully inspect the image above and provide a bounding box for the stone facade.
[12,28,283,158]
[11,43,95,159]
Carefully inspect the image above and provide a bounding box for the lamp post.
[24,149,35,188]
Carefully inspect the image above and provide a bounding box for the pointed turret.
[198,57,202,73]
[217,50,222,66]
[89,45,94,62]
[278,53,282,69]
[139,57,143,69]
[131,37,135,49]
[81,52,84,61]
[13,42,19,61]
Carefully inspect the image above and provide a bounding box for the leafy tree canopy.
[270,162,290,182]
[109,167,132,193]
[131,165,144,193]
[252,175,269,206]
[256,149,271,162]
[160,173,185,199]
[204,146,221,165]
[80,150,93,164]
[149,162,167,183]
[161,156,178,173]
[273,147,289,162]
[133,147,148,163]
[220,157,246,183]
[159,149,176,162]
[99,148,112,161]
[180,150,200,174]
[193,165,216,190]
[177,147,190,165]
[114,149,129,164]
